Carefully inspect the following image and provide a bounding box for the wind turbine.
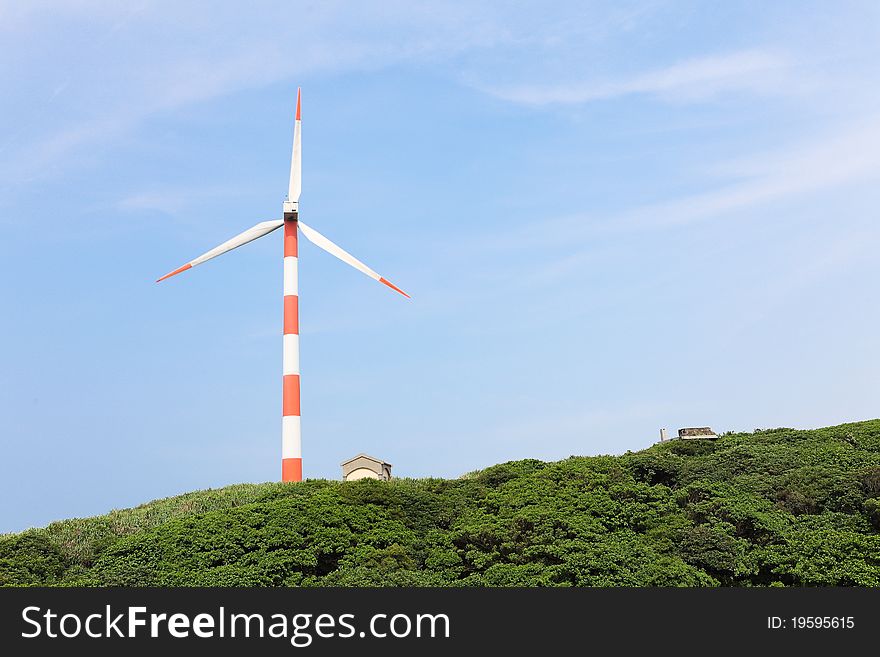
[156,88,410,482]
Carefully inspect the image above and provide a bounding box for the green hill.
[3,420,880,587]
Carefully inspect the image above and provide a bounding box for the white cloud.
[485,49,792,105]
[0,2,514,184]
[717,224,877,339]
[620,114,880,230]
[485,112,880,257]
[446,112,880,314]
[116,184,250,215]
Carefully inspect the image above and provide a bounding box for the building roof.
[678,427,716,437]
[340,453,392,467]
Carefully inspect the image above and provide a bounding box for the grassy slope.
[2,420,880,586]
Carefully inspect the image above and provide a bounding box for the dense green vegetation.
[3,420,880,587]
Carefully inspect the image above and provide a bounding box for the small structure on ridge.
[341,454,393,481]
[676,427,719,440]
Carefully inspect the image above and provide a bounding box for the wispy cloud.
[484,112,880,258]
[0,2,513,185]
[117,185,252,215]
[717,223,877,339]
[619,114,880,230]
[438,111,880,323]
[484,49,792,105]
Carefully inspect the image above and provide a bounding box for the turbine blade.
[156,219,284,282]
[287,87,302,203]
[297,221,410,298]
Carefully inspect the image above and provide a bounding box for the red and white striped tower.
[157,87,409,484]
[281,217,301,482]
[282,88,303,482]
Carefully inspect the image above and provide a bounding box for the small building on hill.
[677,427,719,440]
[341,454,393,481]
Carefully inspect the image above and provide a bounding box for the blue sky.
[2,1,879,532]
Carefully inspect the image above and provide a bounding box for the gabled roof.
[340,453,392,467]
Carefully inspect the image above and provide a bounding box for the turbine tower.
[157,88,410,482]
